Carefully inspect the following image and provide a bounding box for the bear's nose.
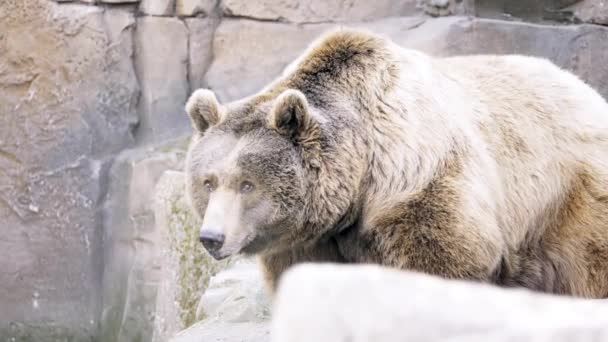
[199,231,225,252]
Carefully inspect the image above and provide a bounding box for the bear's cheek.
[242,195,277,230]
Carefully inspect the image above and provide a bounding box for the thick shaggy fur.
[186,29,608,297]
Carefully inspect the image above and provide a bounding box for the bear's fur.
[185,29,608,297]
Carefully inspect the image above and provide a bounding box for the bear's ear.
[185,89,223,133]
[268,89,322,168]
[268,89,313,140]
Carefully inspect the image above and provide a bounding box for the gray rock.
[272,264,608,342]
[139,0,175,16]
[101,0,139,3]
[134,17,191,143]
[152,171,235,342]
[101,140,188,342]
[204,20,331,102]
[176,0,218,16]
[185,18,219,90]
[222,0,419,23]
[203,16,453,103]
[206,16,608,105]
[171,322,270,342]
[441,18,608,101]
[472,0,585,21]
[196,259,270,323]
[418,0,472,16]
[169,259,271,342]
[568,0,608,25]
[53,0,97,3]
[0,1,138,340]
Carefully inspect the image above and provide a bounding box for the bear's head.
[184,88,323,260]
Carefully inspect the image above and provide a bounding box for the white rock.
[185,18,218,90]
[205,17,608,104]
[272,264,608,342]
[171,322,270,342]
[222,0,419,23]
[176,0,217,16]
[134,17,190,143]
[197,259,271,323]
[205,20,331,102]
[100,0,139,3]
[139,0,175,16]
[168,259,271,342]
[568,0,608,25]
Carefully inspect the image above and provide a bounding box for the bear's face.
[185,89,319,260]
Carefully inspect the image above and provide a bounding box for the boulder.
[272,264,608,342]
[168,259,271,342]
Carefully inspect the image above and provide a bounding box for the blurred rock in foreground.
[272,264,608,342]
[169,259,271,342]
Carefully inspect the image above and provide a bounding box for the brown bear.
[184,28,608,297]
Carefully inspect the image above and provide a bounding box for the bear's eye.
[240,181,255,194]
[203,180,215,192]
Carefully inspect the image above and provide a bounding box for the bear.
[184,28,608,298]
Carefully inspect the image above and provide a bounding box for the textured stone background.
[0,0,607,341]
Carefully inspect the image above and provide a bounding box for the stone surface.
[101,0,139,3]
[171,322,270,342]
[202,16,460,103]
[134,16,191,143]
[0,1,138,340]
[205,20,331,102]
[196,259,270,323]
[54,0,97,3]
[152,171,235,342]
[272,264,608,342]
[176,0,218,16]
[474,0,583,21]
[4,1,608,341]
[222,0,419,23]
[186,18,218,90]
[442,18,608,101]
[139,0,175,16]
[568,0,608,25]
[100,140,187,342]
[169,259,271,342]
[205,15,608,111]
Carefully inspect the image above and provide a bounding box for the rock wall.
[0,0,607,341]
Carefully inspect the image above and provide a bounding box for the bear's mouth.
[239,233,271,255]
[205,231,268,260]
[208,250,230,261]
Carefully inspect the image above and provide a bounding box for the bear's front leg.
[340,177,505,282]
[258,237,345,293]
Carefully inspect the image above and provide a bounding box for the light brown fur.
[186,29,608,297]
